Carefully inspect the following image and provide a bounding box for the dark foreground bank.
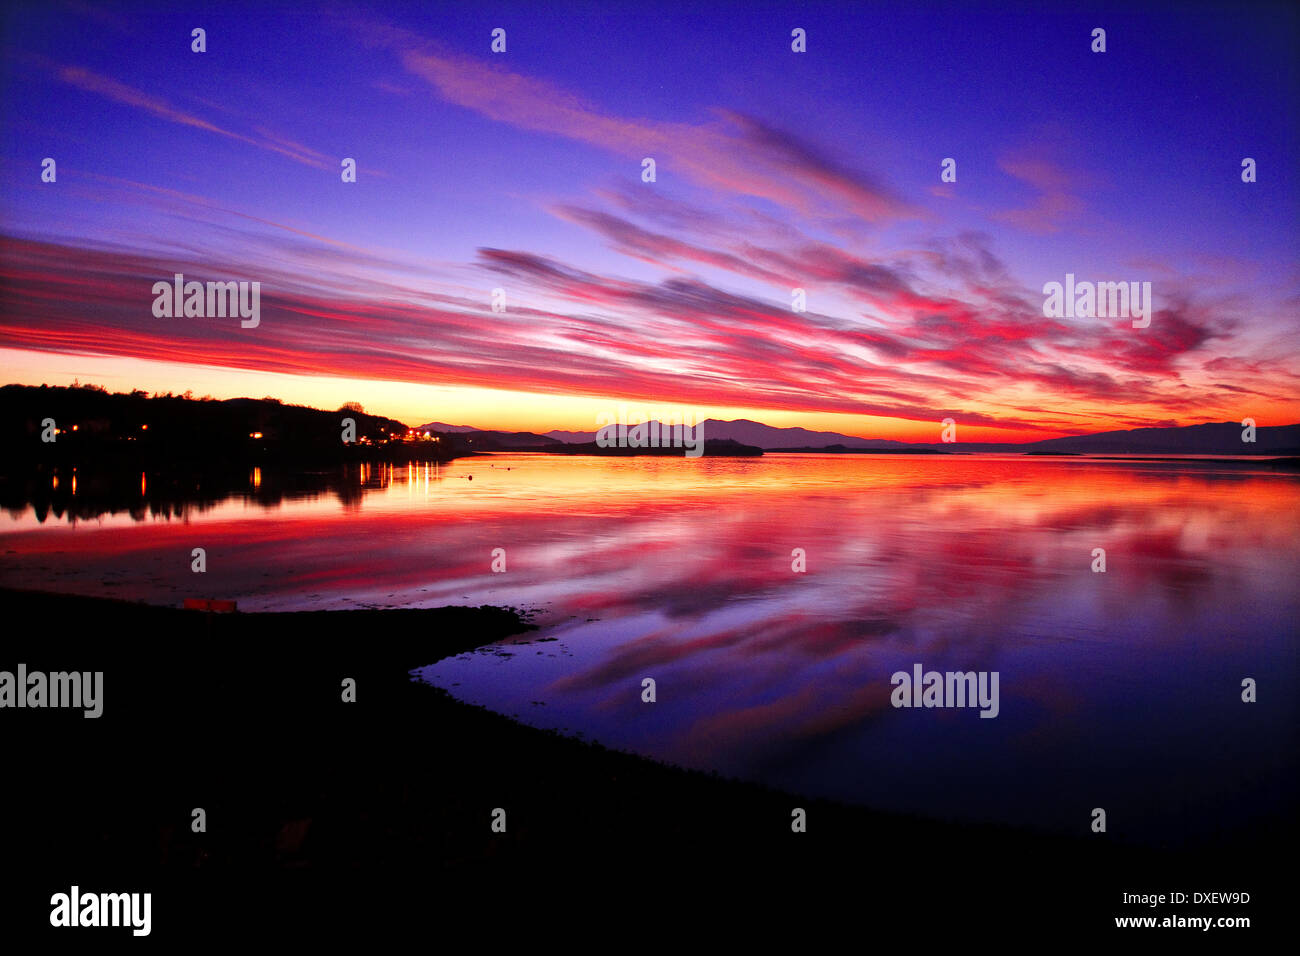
[0,588,1285,943]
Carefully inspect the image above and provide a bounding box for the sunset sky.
[2,0,1297,441]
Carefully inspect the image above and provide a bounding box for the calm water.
[3,453,1296,845]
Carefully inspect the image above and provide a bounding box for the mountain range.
[418,418,1300,455]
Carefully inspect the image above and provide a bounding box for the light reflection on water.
[2,452,1296,843]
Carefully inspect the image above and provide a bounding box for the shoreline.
[1,586,1286,938]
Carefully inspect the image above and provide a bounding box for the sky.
[1,0,1297,441]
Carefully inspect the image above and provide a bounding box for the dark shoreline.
[0,587,1286,941]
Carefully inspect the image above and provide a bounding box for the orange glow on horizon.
[2,348,1295,445]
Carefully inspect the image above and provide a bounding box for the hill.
[0,384,450,465]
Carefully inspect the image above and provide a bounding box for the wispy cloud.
[370,32,915,228]
[56,65,335,170]
[994,154,1086,233]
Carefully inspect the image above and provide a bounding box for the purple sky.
[2,0,1297,439]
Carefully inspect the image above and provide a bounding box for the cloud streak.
[385,38,915,227]
[56,65,335,170]
[2,232,1289,434]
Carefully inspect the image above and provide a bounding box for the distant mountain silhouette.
[544,419,901,449]
[698,419,908,449]
[1005,422,1300,456]
[545,429,601,444]
[541,418,1299,455]
[415,422,480,433]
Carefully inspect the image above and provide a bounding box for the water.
[3,452,1296,845]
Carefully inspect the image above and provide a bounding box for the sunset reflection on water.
[3,452,1296,843]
